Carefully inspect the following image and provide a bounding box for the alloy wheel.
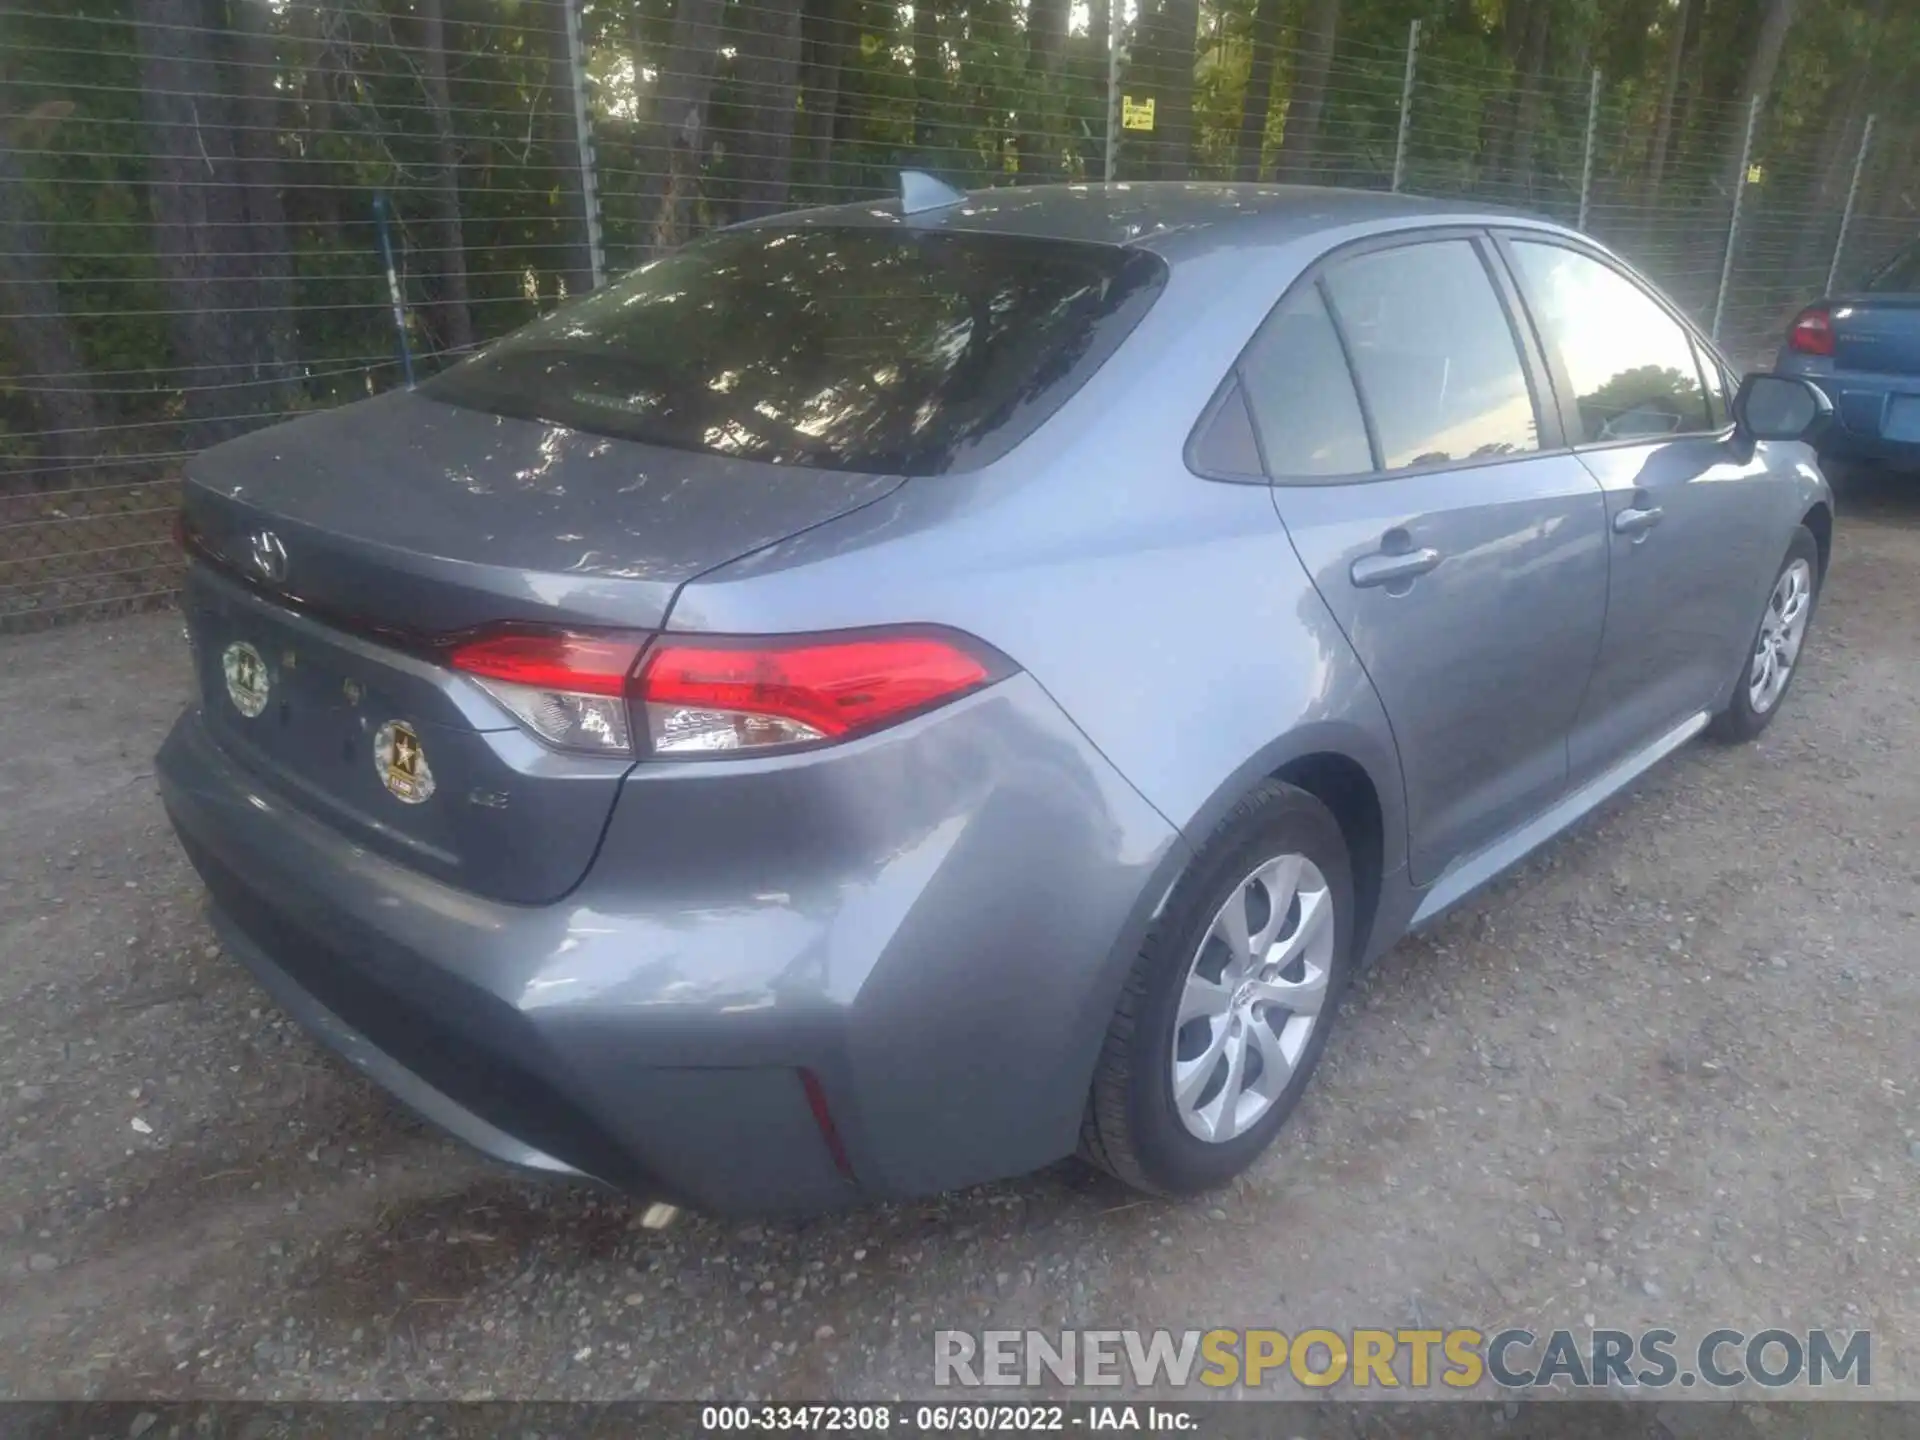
[1749,557,1813,716]
[1170,853,1335,1144]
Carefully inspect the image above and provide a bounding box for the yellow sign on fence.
[1122,96,1156,132]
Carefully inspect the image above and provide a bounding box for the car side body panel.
[662,232,1433,1142]
[665,232,1415,892]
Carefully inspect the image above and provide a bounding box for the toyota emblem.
[248,529,288,584]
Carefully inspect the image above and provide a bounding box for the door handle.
[1351,546,1442,589]
[1614,503,1664,536]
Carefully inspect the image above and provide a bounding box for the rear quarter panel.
[667,228,1412,915]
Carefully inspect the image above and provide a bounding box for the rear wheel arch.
[1801,501,1832,581]
[1062,732,1402,1162]
[1152,734,1398,974]
[1080,780,1353,1193]
[1270,752,1385,969]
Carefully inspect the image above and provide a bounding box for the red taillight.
[449,630,645,697]
[1788,306,1835,357]
[449,628,647,753]
[447,626,1003,757]
[634,631,997,755]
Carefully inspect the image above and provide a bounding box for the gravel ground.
[2,475,1917,1404]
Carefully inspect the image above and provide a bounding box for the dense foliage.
[1,0,1917,489]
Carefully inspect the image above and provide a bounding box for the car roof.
[756,181,1549,261]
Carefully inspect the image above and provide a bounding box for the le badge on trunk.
[374,720,435,804]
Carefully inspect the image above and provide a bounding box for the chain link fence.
[4,0,1917,632]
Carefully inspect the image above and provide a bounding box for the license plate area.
[180,562,632,903]
[182,566,506,862]
[1883,395,1920,442]
[185,566,503,733]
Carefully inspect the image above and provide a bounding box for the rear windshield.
[1864,240,1920,293]
[425,225,1165,475]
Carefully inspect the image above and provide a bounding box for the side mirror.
[1732,372,1832,443]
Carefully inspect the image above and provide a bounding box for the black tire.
[1080,781,1354,1196]
[1708,524,1822,744]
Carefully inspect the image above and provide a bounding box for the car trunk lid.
[1830,294,1920,376]
[179,388,904,903]
[181,387,904,633]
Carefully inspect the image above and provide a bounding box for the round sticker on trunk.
[221,641,270,718]
[374,719,435,804]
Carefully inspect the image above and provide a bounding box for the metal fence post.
[1577,67,1601,232]
[371,192,414,388]
[1104,7,1123,182]
[1391,18,1420,193]
[562,0,606,289]
[1827,114,1876,296]
[1710,92,1762,345]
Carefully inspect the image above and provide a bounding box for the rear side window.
[1237,285,1373,477]
[1322,240,1541,470]
[1508,241,1710,443]
[1865,241,1920,293]
[1189,379,1265,478]
[424,226,1165,476]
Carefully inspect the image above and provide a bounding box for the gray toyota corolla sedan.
[158,182,1834,1216]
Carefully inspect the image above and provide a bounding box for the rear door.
[1250,232,1609,884]
[1497,235,1779,781]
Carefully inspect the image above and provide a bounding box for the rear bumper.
[1814,428,1920,465]
[158,674,1184,1214]
[212,907,586,1180]
[1777,354,1920,464]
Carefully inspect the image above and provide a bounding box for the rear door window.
[1320,239,1542,470]
[425,226,1165,476]
[1236,284,1374,478]
[1507,240,1711,443]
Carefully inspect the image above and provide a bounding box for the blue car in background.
[1778,236,1920,470]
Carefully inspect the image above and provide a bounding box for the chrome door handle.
[1614,504,1664,536]
[1351,546,1442,588]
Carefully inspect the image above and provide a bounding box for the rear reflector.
[449,629,646,753]
[799,1067,856,1181]
[448,625,1004,758]
[635,632,997,755]
[1788,306,1835,357]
